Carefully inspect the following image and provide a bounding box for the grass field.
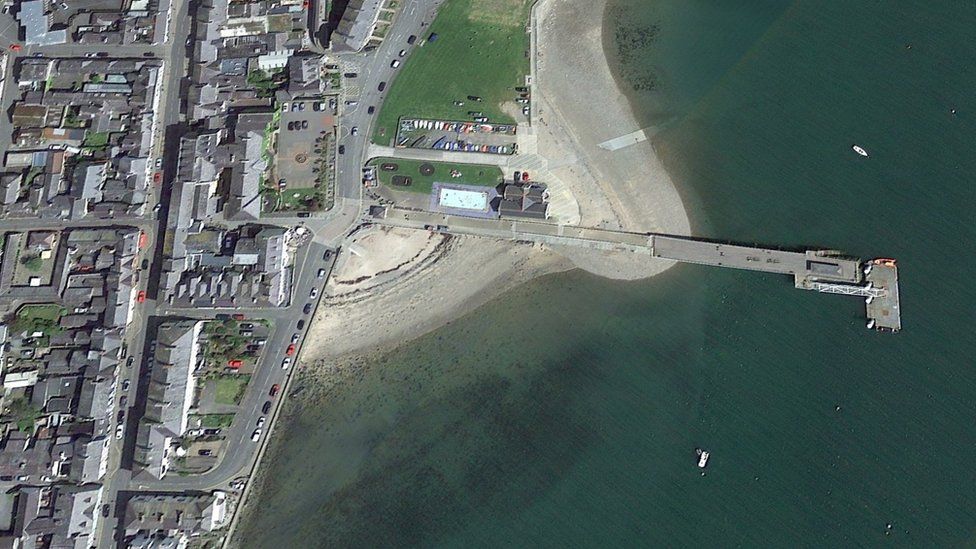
[368,157,503,194]
[214,375,251,405]
[371,0,533,145]
[196,414,235,428]
[11,304,65,339]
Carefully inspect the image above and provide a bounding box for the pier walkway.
[370,207,901,331]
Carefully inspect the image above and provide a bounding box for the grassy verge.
[196,414,236,428]
[371,0,533,145]
[214,375,251,405]
[368,157,503,194]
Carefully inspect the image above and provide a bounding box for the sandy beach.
[299,0,692,363]
[234,0,694,538]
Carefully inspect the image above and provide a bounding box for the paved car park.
[395,118,517,154]
[276,99,336,190]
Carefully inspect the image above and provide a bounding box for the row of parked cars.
[251,249,333,443]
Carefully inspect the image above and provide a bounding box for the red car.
[153,172,162,184]
[9,44,21,52]
[227,359,243,368]
[521,171,529,182]
[285,344,296,356]
[136,290,146,303]
[269,384,280,397]
[232,313,246,321]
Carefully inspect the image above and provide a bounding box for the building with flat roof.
[438,187,489,211]
[17,0,68,45]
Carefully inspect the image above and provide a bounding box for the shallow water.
[239,1,976,546]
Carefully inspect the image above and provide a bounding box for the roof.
[18,0,68,46]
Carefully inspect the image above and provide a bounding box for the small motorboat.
[852,144,869,157]
[696,448,710,468]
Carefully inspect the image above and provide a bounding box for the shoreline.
[232,0,693,539]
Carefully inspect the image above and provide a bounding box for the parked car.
[136,290,146,303]
[102,504,111,518]
[428,33,439,42]
[286,344,296,356]
[407,35,417,44]
[317,268,326,278]
[291,333,300,344]
[262,401,272,414]
[338,145,345,154]
[378,81,386,92]
[391,60,400,68]
[257,417,266,428]
[233,313,246,320]
[115,424,124,439]
[303,303,312,314]
[126,357,134,368]
[121,379,130,392]
[270,384,280,397]
[117,410,125,422]
[251,429,262,442]
[297,319,305,330]
[198,449,213,456]
[350,126,358,136]
[399,49,407,57]
[120,395,128,407]
[367,106,375,114]
[281,357,292,370]
[343,72,358,78]
[310,287,318,299]
[323,250,332,260]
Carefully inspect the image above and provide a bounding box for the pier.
[370,207,902,331]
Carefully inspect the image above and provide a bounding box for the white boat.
[696,448,710,468]
[867,318,876,329]
[852,144,869,157]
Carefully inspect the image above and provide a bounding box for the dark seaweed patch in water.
[291,356,599,547]
[613,17,661,91]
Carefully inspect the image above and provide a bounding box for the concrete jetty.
[370,207,902,331]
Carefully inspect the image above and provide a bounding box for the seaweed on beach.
[613,20,662,92]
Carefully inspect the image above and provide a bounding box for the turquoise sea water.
[239,2,975,546]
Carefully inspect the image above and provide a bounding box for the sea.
[238,1,976,546]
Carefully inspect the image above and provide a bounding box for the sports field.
[371,0,533,145]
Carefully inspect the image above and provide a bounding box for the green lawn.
[11,304,65,337]
[368,157,503,194]
[280,188,325,211]
[371,0,533,145]
[213,375,251,405]
[196,414,236,428]
[82,131,110,149]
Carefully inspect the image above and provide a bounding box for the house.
[122,492,228,541]
[331,0,385,52]
[133,321,204,478]
[8,484,103,548]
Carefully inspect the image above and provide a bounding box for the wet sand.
[236,0,693,537]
